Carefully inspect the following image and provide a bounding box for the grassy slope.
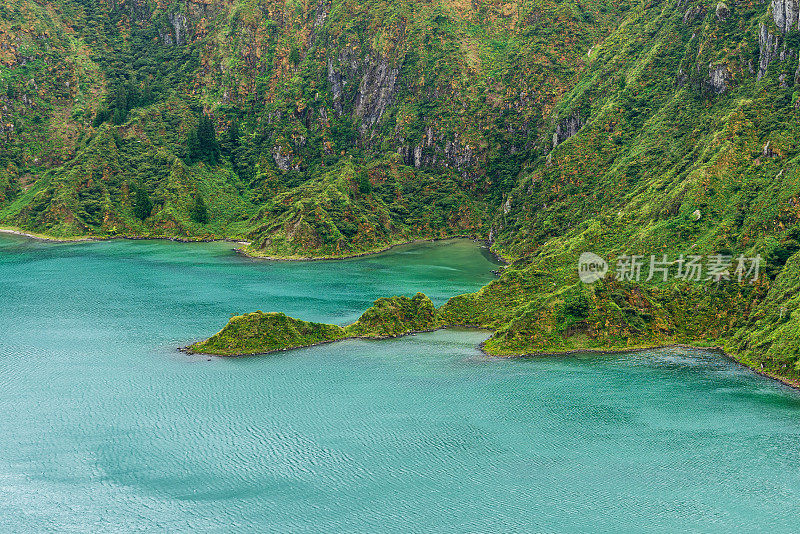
[460,0,800,381]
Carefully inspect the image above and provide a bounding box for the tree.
[93,106,112,127]
[140,83,154,107]
[226,119,240,148]
[188,113,220,165]
[132,185,153,220]
[190,195,209,224]
[357,172,372,194]
[186,127,200,163]
[112,87,129,124]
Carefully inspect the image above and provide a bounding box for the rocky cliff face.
[759,22,781,80]
[552,115,583,149]
[758,0,800,80]
[771,0,798,33]
[396,128,476,173]
[707,63,730,93]
[327,51,399,139]
[353,56,399,137]
[160,12,189,46]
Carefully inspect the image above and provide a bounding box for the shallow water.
[0,236,799,532]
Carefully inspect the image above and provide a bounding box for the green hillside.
[4,0,800,383]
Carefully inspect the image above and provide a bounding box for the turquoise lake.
[1,235,800,532]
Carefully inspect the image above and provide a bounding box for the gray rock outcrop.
[758,0,800,80]
[771,0,798,33]
[715,2,730,21]
[759,23,781,79]
[353,56,399,137]
[326,50,398,138]
[707,64,730,93]
[552,115,584,149]
[160,12,188,46]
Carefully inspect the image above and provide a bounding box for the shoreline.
[234,235,509,265]
[179,324,491,358]
[183,325,800,393]
[482,341,800,392]
[720,350,800,392]
[7,225,790,392]
[0,228,100,243]
[0,227,251,247]
[0,227,508,265]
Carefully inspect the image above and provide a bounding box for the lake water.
[1,235,799,532]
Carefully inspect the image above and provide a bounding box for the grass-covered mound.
[188,312,347,356]
[346,293,440,338]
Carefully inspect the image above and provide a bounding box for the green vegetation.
[346,293,440,338]
[188,293,443,355]
[6,0,800,383]
[187,114,220,166]
[132,185,153,221]
[189,312,347,356]
[189,195,209,224]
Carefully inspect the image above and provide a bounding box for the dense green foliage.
[6,0,800,382]
[189,194,209,224]
[189,293,444,355]
[132,184,153,220]
[187,114,220,165]
[346,293,440,338]
[189,312,347,356]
